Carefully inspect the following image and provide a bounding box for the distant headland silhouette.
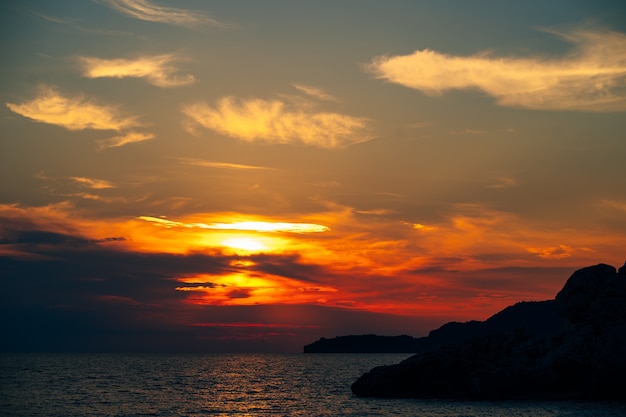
[309,262,626,400]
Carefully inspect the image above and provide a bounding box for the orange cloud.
[5,86,153,149]
[3,201,625,323]
[411,223,437,231]
[69,177,115,189]
[182,96,370,148]
[368,29,626,111]
[176,273,338,306]
[6,85,139,131]
[527,245,579,259]
[80,54,195,87]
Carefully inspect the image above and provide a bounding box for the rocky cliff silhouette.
[351,263,626,400]
[304,300,563,353]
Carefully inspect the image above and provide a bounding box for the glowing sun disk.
[222,237,266,251]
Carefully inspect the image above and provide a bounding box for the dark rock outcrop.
[351,262,626,400]
[555,263,626,325]
[304,334,422,353]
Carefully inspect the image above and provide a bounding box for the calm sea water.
[2,353,625,417]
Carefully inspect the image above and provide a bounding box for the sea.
[2,353,625,417]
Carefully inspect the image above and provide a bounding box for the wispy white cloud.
[80,54,195,87]
[178,158,274,171]
[182,96,370,149]
[97,131,155,149]
[30,11,75,24]
[100,0,227,28]
[6,85,139,131]
[368,29,626,112]
[291,83,339,102]
[31,8,133,36]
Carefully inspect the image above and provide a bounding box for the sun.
[221,237,266,252]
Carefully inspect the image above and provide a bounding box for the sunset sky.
[2,0,626,353]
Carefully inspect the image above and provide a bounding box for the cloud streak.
[79,54,195,87]
[178,158,274,171]
[138,215,329,234]
[101,0,227,28]
[292,83,339,102]
[368,29,626,112]
[182,96,370,148]
[98,131,155,149]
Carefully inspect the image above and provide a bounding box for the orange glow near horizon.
[2,202,626,322]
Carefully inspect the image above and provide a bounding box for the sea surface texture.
[2,353,625,416]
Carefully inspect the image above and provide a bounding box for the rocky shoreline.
[351,263,626,400]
